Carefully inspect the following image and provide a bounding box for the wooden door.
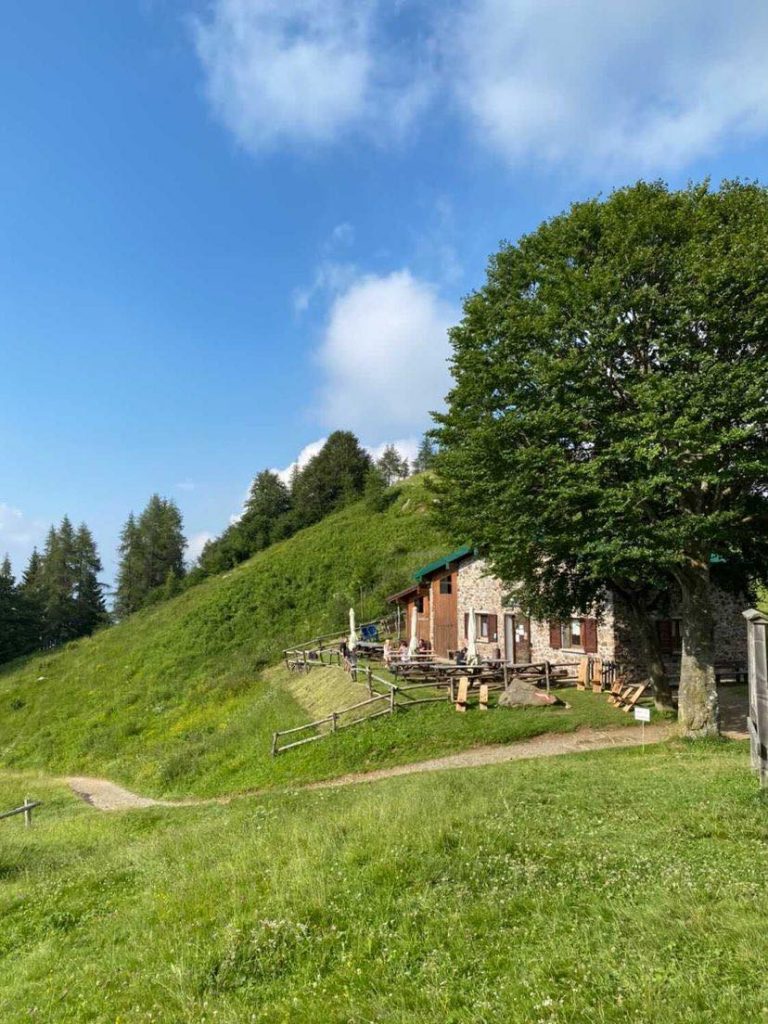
[505,613,531,664]
[432,572,457,659]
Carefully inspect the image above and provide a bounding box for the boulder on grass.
[498,678,567,709]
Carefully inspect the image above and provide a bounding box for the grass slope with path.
[0,478,450,797]
[0,739,764,1023]
[0,474,649,800]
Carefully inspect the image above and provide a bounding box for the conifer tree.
[413,435,436,473]
[137,495,185,594]
[0,555,24,663]
[19,548,44,650]
[115,513,144,618]
[115,497,186,614]
[40,519,78,645]
[376,445,409,486]
[72,523,108,635]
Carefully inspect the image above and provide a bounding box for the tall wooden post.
[24,796,32,828]
[544,661,551,696]
[744,609,768,784]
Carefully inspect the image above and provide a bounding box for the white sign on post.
[634,704,650,752]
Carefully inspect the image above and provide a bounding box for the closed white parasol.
[408,604,419,658]
[467,606,479,665]
[349,607,358,650]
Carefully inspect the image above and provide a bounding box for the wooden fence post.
[24,796,32,828]
[390,688,396,714]
[331,712,338,733]
[271,732,278,757]
[544,661,551,696]
[366,666,372,696]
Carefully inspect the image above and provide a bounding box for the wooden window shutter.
[583,618,598,654]
[657,619,673,655]
[549,620,562,648]
[464,612,469,638]
[488,614,498,641]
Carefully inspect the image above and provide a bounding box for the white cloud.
[187,531,214,562]
[318,269,455,436]
[273,437,328,483]
[193,0,768,173]
[447,0,768,172]
[293,260,358,314]
[367,437,419,467]
[192,0,430,153]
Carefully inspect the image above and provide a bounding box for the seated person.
[455,646,468,666]
[417,638,429,656]
[399,640,410,662]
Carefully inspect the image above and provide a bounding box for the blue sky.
[2,0,768,587]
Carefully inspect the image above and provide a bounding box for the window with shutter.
[464,612,469,638]
[549,620,562,648]
[488,614,498,641]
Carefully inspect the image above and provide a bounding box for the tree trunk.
[623,596,675,712]
[674,564,719,738]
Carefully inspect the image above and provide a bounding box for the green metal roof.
[413,545,474,581]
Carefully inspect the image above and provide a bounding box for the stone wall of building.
[452,556,747,675]
[610,584,748,682]
[456,557,507,658]
[528,599,616,665]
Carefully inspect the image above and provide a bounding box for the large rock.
[498,678,566,709]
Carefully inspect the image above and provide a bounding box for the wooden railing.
[271,668,397,754]
[0,798,41,827]
[282,614,400,673]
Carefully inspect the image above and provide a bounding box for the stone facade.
[453,555,747,674]
[529,601,616,664]
[455,557,506,658]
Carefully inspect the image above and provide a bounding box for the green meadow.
[1,739,765,1023]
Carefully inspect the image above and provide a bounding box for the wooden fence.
[0,798,41,827]
[272,668,397,754]
[282,614,400,673]
[271,660,554,755]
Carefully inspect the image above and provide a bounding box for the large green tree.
[239,470,292,550]
[435,180,768,736]
[292,431,372,528]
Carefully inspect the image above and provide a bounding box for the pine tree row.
[0,518,107,663]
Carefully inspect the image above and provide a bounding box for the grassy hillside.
[0,477,450,795]
[0,740,764,1023]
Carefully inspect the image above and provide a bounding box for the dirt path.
[65,776,213,812]
[65,722,684,811]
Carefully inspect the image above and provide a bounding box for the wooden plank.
[456,676,469,713]
[479,683,489,711]
[576,657,588,690]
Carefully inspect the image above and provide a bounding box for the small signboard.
[634,706,651,723]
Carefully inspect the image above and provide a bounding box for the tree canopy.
[435,180,768,735]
